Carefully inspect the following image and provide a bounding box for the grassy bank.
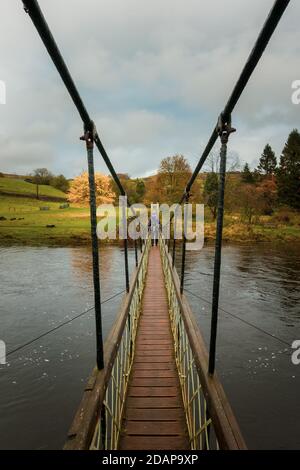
[0,177,67,200]
[0,193,299,246]
[0,196,92,245]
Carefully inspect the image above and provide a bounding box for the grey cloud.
[0,0,299,177]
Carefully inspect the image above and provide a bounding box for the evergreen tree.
[257,144,277,176]
[241,163,254,183]
[277,129,300,209]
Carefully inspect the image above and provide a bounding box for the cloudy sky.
[0,0,299,178]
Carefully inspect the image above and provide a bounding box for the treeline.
[21,129,299,222]
[203,129,300,223]
[241,129,300,211]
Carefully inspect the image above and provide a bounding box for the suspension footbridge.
[20,0,291,450]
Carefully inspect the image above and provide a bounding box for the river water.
[0,242,299,449]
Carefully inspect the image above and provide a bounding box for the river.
[0,242,299,449]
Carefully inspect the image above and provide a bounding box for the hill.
[0,177,66,201]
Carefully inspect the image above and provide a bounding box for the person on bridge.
[149,212,160,246]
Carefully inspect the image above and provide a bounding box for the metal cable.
[184,288,291,348]
[2,289,125,361]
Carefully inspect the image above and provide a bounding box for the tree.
[236,184,262,224]
[157,155,191,204]
[110,175,144,204]
[68,172,115,205]
[257,144,277,176]
[277,129,300,209]
[241,163,254,183]
[30,168,53,199]
[135,179,146,202]
[203,172,219,219]
[205,150,240,173]
[31,168,53,185]
[256,178,277,215]
[51,174,69,193]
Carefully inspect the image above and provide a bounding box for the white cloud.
[0,0,299,178]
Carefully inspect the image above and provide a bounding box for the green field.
[0,179,299,245]
[0,177,66,199]
[0,187,124,245]
[0,195,93,245]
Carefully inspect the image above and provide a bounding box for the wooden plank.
[136,339,171,345]
[125,408,185,422]
[131,378,177,387]
[135,344,172,351]
[120,436,189,450]
[134,356,174,363]
[126,397,181,409]
[134,350,173,357]
[132,369,177,378]
[128,386,178,397]
[137,335,171,340]
[133,362,176,370]
[124,421,185,436]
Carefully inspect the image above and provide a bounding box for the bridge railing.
[64,237,151,450]
[159,237,246,450]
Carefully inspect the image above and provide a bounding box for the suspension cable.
[185,288,291,348]
[2,290,125,362]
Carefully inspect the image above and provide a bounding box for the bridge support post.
[134,240,138,267]
[208,115,235,375]
[172,236,176,267]
[80,123,104,370]
[122,206,130,293]
[180,191,190,294]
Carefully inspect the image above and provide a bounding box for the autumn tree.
[236,184,262,224]
[135,179,146,202]
[68,172,115,205]
[257,144,277,176]
[256,178,277,215]
[157,155,191,204]
[277,129,300,209]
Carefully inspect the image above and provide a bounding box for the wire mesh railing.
[159,235,246,450]
[64,237,151,450]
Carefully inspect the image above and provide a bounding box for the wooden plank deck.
[119,246,189,450]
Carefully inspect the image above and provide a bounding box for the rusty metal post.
[80,123,104,370]
[208,115,235,375]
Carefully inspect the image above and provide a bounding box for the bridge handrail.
[64,237,151,450]
[159,237,247,450]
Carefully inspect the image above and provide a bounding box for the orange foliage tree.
[68,172,115,205]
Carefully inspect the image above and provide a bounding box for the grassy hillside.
[0,177,66,199]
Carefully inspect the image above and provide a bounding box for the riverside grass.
[0,194,300,246]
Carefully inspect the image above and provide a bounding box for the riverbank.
[0,195,299,246]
